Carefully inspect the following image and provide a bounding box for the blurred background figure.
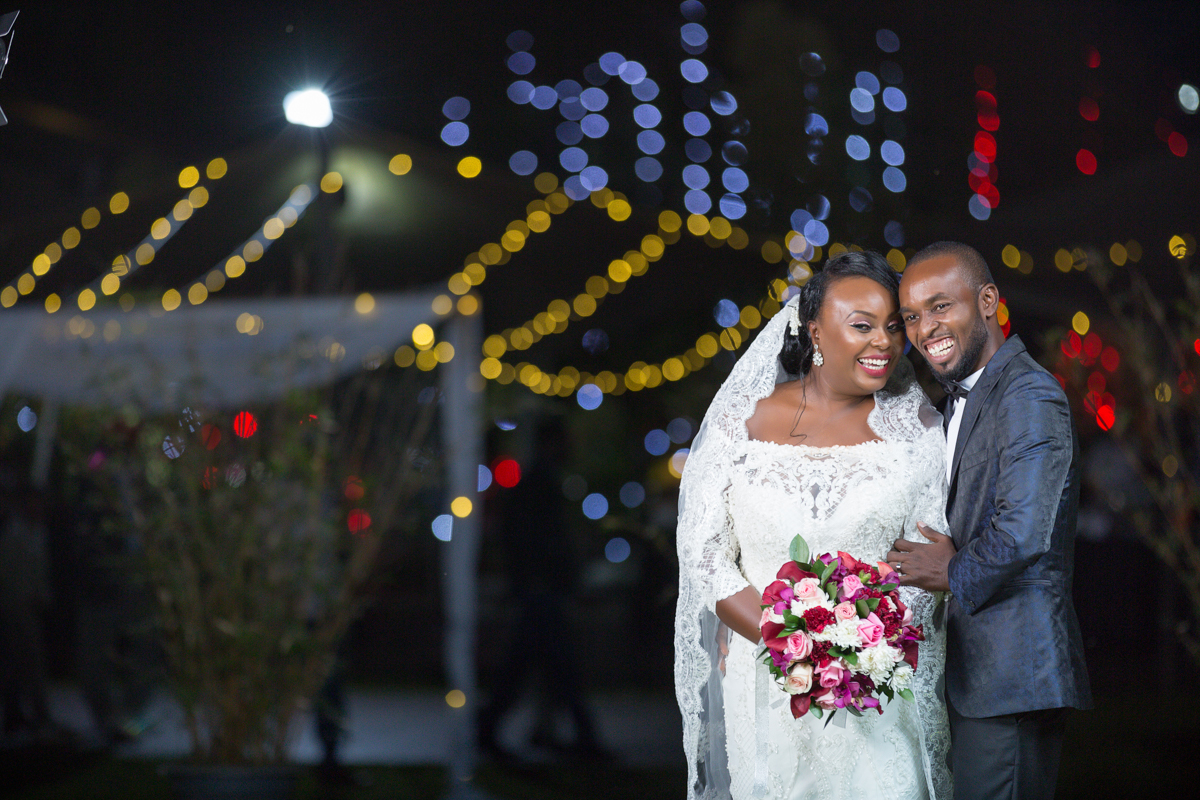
[0,478,53,743]
[478,415,606,763]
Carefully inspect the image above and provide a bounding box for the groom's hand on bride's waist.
[886,523,955,592]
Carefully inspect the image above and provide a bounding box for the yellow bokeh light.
[416,349,438,371]
[109,192,130,214]
[206,158,228,180]
[608,259,633,283]
[189,186,210,208]
[1126,240,1143,262]
[528,210,551,233]
[456,294,479,316]
[1109,242,1127,266]
[533,172,558,193]
[172,200,193,222]
[1053,249,1073,273]
[205,270,226,292]
[456,157,482,178]
[696,334,719,358]
[663,358,686,381]
[432,294,454,315]
[394,345,416,368]
[448,273,471,295]
[483,335,508,358]
[320,172,344,193]
[1163,455,1179,477]
[480,357,503,379]
[225,255,247,278]
[81,207,101,229]
[412,323,435,349]
[501,230,525,251]
[659,210,682,233]
[162,289,182,311]
[627,252,648,276]
[263,218,285,240]
[1017,250,1034,274]
[709,217,732,240]
[151,218,172,240]
[1169,235,1188,259]
[1154,382,1172,403]
[886,248,907,272]
[997,303,1010,326]
[76,288,96,311]
[17,274,35,295]
[1001,244,1020,269]
[31,254,51,276]
[762,241,784,264]
[590,188,614,208]
[178,166,200,189]
[188,284,208,305]
[720,329,743,350]
[0,287,17,307]
[236,313,255,334]
[464,263,486,285]
[243,240,264,262]
[111,254,130,276]
[355,293,375,315]
[45,243,62,264]
[585,276,609,298]
[479,243,503,265]
[44,293,61,313]
[641,235,665,259]
[687,214,710,236]
[547,299,571,322]
[740,306,762,329]
[445,690,466,709]
[97,274,120,297]
[434,341,456,363]
[728,227,749,250]
[389,153,413,175]
[546,192,569,214]
[62,227,82,250]
[573,293,597,316]
[1071,311,1090,335]
[607,199,632,221]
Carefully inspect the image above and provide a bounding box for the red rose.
[777,561,818,584]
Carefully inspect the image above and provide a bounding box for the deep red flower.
[762,580,791,606]
[790,693,812,720]
[777,561,818,584]
[802,606,835,633]
[761,620,787,651]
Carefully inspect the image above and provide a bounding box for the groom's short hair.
[909,241,994,294]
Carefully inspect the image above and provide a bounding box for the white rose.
[889,664,914,691]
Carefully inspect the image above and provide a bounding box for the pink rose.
[792,577,823,604]
[857,612,885,648]
[818,659,847,689]
[813,688,838,709]
[840,574,864,602]
[759,607,773,629]
[785,631,812,661]
[785,662,814,695]
[833,602,858,622]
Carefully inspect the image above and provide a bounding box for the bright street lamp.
[283,89,333,128]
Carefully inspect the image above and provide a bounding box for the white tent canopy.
[0,291,485,784]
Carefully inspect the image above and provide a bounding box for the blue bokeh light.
[807,194,830,220]
[882,87,907,112]
[722,168,749,193]
[856,71,881,95]
[719,193,747,219]
[432,514,453,541]
[556,121,583,145]
[645,429,671,456]
[884,221,905,248]
[684,189,712,214]
[638,130,665,155]
[618,60,647,85]
[685,138,712,162]
[478,465,493,492]
[580,87,609,111]
[634,104,662,128]
[681,59,709,83]
[582,493,610,520]
[803,219,830,246]
[632,79,660,102]
[619,481,646,509]
[440,121,469,146]
[849,187,874,213]
[969,194,992,220]
[845,135,870,161]
[682,164,710,190]
[804,113,829,137]
[560,147,588,172]
[507,80,534,104]
[531,85,557,109]
[599,52,625,75]
[605,537,631,563]
[507,52,535,75]
[442,97,470,120]
[509,151,537,175]
[684,111,712,136]
[714,298,740,328]
[881,140,905,166]
[580,166,609,191]
[581,114,609,138]
[667,417,694,443]
[882,166,907,193]
[635,157,663,182]
[876,29,900,53]
[577,384,604,410]
[722,141,748,165]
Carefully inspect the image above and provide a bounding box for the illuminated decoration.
[969,66,999,220]
[605,537,631,563]
[16,405,37,432]
[619,481,645,508]
[201,423,221,450]
[232,411,258,438]
[347,509,372,534]
[1180,84,1199,115]
[344,475,365,500]
[582,492,609,520]
[431,514,453,541]
[450,496,473,518]
[493,458,521,488]
[283,88,333,128]
[445,689,466,709]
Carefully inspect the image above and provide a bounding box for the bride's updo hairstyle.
[778,249,901,375]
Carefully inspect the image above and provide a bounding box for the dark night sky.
[0,1,1197,372]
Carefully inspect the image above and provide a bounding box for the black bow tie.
[943,383,970,402]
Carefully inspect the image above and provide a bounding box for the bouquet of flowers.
[759,534,924,721]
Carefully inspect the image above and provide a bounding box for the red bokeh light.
[493,458,521,488]
[201,423,221,450]
[1083,391,1100,415]
[1078,97,1099,121]
[1100,347,1120,373]
[1085,46,1101,68]
[974,182,1000,209]
[975,91,999,131]
[343,475,365,501]
[1193,339,1200,356]
[202,466,220,489]
[1062,331,1082,359]
[974,65,996,89]
[1053,373,1067,390]
[1096,405,1115,431]
[1076,149,1097,175]
[1087,371,1107,394]
[233,411,258,438]
[1168,132,1188,158]
[348,509,372,534]
[973,132,997,161]
[1083,332,1103,359]
[1001,320,1011,338]
[1180,372,1196,395]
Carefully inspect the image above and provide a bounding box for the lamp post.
[283,88,340,292]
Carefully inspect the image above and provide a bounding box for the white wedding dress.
[675,297,952,800]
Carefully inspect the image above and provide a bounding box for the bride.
[675,250,952,800]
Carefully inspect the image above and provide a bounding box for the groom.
[886,242,1091,800]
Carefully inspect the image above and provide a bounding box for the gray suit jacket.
[943,335,1092,718]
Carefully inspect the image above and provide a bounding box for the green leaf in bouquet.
[866,597,880,611]
[848,706,863,717]
[855,599,870,618]
[825,584,839,602]
[841,650,858,666]
[899,688,915,702]
[820,561,837,583]
[879,582,898,593]
[789,534,810,565]
[782,610,800,626]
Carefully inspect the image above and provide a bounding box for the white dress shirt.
[945,366,985,483]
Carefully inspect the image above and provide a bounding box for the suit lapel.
[948,335,1027,489]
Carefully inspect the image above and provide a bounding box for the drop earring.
[812,344,824,367]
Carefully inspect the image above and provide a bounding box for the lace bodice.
[675,296,952,800]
